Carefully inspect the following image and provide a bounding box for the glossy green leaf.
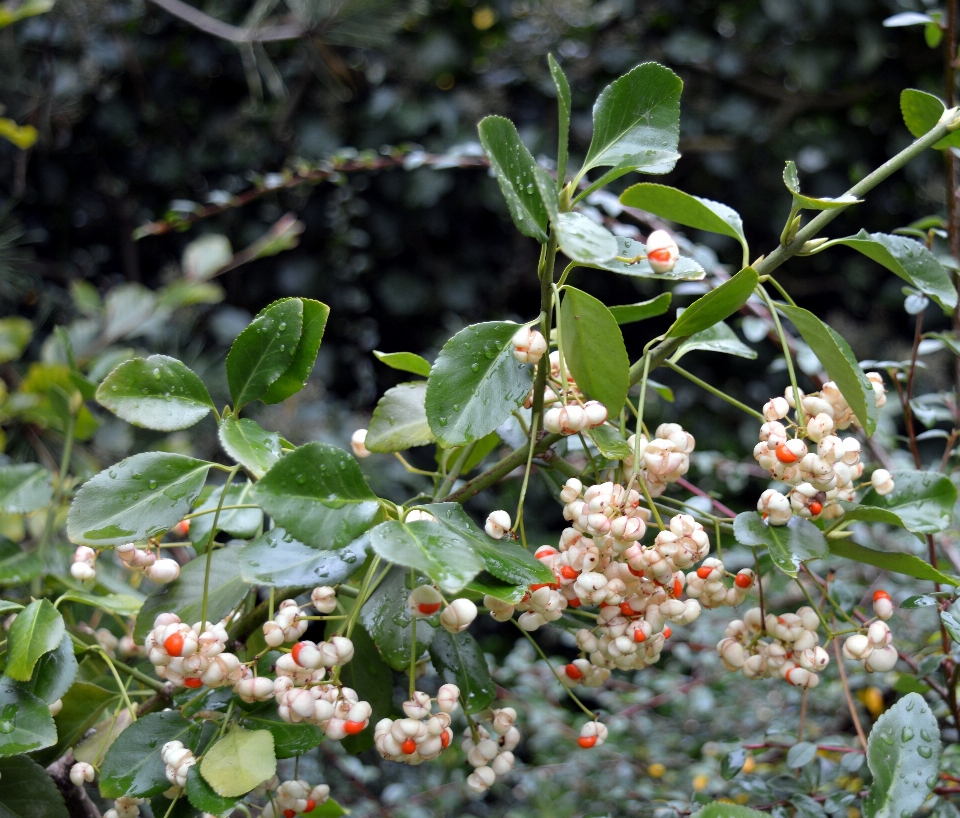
[334,623,394,754]
[17,633,77,704]
[55,591,143,618]
[239,527,368,587]
[858,470,956,535]
[586,424,633,460]
[0,756,68,818]
[900,88,960,150]
[225,298,303,409]
[783,161,862,210]
[134,544,248,641]
[303,800,347,818]
[620,183,747,254]
[252,442,380,550]
[261,298,329,404]
[668,320,756,363]
[425,321,534,447]
[559,235,706,280]
[186,765,239,815]
[548,54,571,184]
[373,350,431,378]
[0,317,31,364]
[67,452,212,547]
[812,230,957,311]
[478,115,548,242]
[828,540,959,586]
[368,519,483,594]
[609,293,672,324]
[467,573,527,604]
[429,629,496,714]
[666,268,758,338]
[582,63,682,176]
[0,677,56,756]
[188,481,262,548]
[359,566,437,670]
[5,599,65,682]
[560,286,630,416]
[239,702,323,758]
[555,212,618,264]
[0,463,52,514]
[96,354,215,431]
[863,693,940,818]
[218,416,281,479]
[201,726,276,797]
[100,711,202,798]
[418,503,555,587]
[733,512,828,578]
[366,381,435,452]
[777,304,877,435]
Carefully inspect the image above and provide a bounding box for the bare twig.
[46,752,102,818]
[146,0,305,42]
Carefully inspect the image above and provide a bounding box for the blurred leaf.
[238,528,367,587]
[182,234,233,281]
[5,599,64,682]
[609,293,672,324]
[667,268,758,338]
[900,89,960,149]
[219,416,281,479]
[0,0,54,28]
[857,469,957,534]
[200,726,276,797]
[692,805,768,818]
[188,481,262,548]
[102,283,158,343]
[827,540,959,586]
[373,350,431,378]
[733,512,828,578]
[721,747,747,779]
[555,212,618,264]
[0,316,31,363]
[0,463,52,513]
[548,54,571,184]
[0,756,67,818]
[786,742,817,768]
[0,118,37,149]
[668,320,756,363]
[367,381,435,452]
[883,12,935,26]
[261,298,329,405]
[900,594,942,608]
[429,628,496,714]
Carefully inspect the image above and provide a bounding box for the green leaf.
[418,503,555,588]
[359,566,437,671]
[368,519,483,594]
[425,322,534,448]
[200,726,276,797]
[218,416,281,479]
[667,267,759,338]
[54,591,143,618]
[67,452,212,547]
[787,741,818,768]
[857,469,956,534]
[100,711,202,798]
[225,298,303,409]
[733,512,828,578]
[863,693,940,818]
[0,317,31,364]
[134,544,248,641]
[812,230,957,311]
[560,286,630,416]
[467,573,527,604]
[941,610,960,643]
[827,540,960,585]
[926,20,944,48]
[783,161,862,210]
[586,425,633,460]
[668,320,756,363]
[428,629,496,714]
[366,381,436,452]
[239,702,323,758]
[0,677,56,756]
[373,350,431,378]
[261,298,329,404]
[252,442,380,550]
[49,680,117,757]
[303,800,348,818]
[556,235,706,280]
[239,528,368,587]
[555,212,618,264]
[548,54,571,185]
[0,464,53,514]
[692,805,768,818]
[17,633,77,704]
[777,304,877,435]
[96,355,215,431]
[186,765,239,815]
[0,539,41,587]
[609,293,672,325]
[334,623,394,754]
[900,88,960,150]
[884,12,935,27]
[720,747,747,780]
[620,183,747,254]
[0,756,68,818]
[188,481,262,548]
[477,115,548,242]
[5,599,65,682]
[582,63,682,176]
[900,594,942,608]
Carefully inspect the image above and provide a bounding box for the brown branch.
[145,0,306,42]
[46,752,102,818]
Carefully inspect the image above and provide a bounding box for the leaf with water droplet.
[359,566,437,671]
[366,381,435,453]
[239,528,368,587]
[0,678,55,757]
[0,463,53,514]
[429,628,496,715]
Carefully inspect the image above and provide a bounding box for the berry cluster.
[161,740,196,791]
[70,546,97,581]
[257,778,331,818]
[145,614,241,688]
[717,606,830,688]
[373,686,459,764]
[117,542,181,583]
[103,796,143,818]
[460,707,520,792]
[841,592,898,673]
[623,423,695,497]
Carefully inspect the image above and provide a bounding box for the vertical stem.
[945,0,960,397]
[200,466,240,628]
[759,287,803,428]
[513,414,540,539]
[531,233,559,423]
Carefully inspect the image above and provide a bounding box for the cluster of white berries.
[145,614,241,689]
[257,778,330,818]
[116,542,181,584]
[69,762,95,787]
[511,326,548,365]
[460,706,520,793]
[161,740,196,791]
[753,379,889,524]
[842,591,898,673]
[409,585,479,632]
[263,598,310,646]
[543,399,609,437]
[624,423,695,497]
[70,546,98,581]
[78,622,141,660]
[103,796,143,818]
[717,606,830,688]
[373,685,459,764]
[684,559,756,609]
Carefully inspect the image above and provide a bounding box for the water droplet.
[452,404,460,412]
[881,732,895,745]
[920,729,934,741]
[153,368,161,378]
[279,322,287,330]
[438,417,447,426]
[918,746,933,758]
[132,473,142,480]
[905,698,915,711]
[148,480,158,490]
[471,362,479,372]
[902,727,914,742]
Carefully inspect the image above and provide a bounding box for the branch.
[145,0,306,42]
[46,752,102,818]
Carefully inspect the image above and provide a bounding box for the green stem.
[183,504,258,520]
[514,622,596,719]
[758,286,802,426]
[201,466,241,628]
[531,232,560,425]
[409,570,417,699]
[513,414,540,540]
[763,275,799,308]
[97,649,138,720]
[665,361,765,420]
[434,443,475,501]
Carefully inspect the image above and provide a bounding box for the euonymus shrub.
[2,57,960,818]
